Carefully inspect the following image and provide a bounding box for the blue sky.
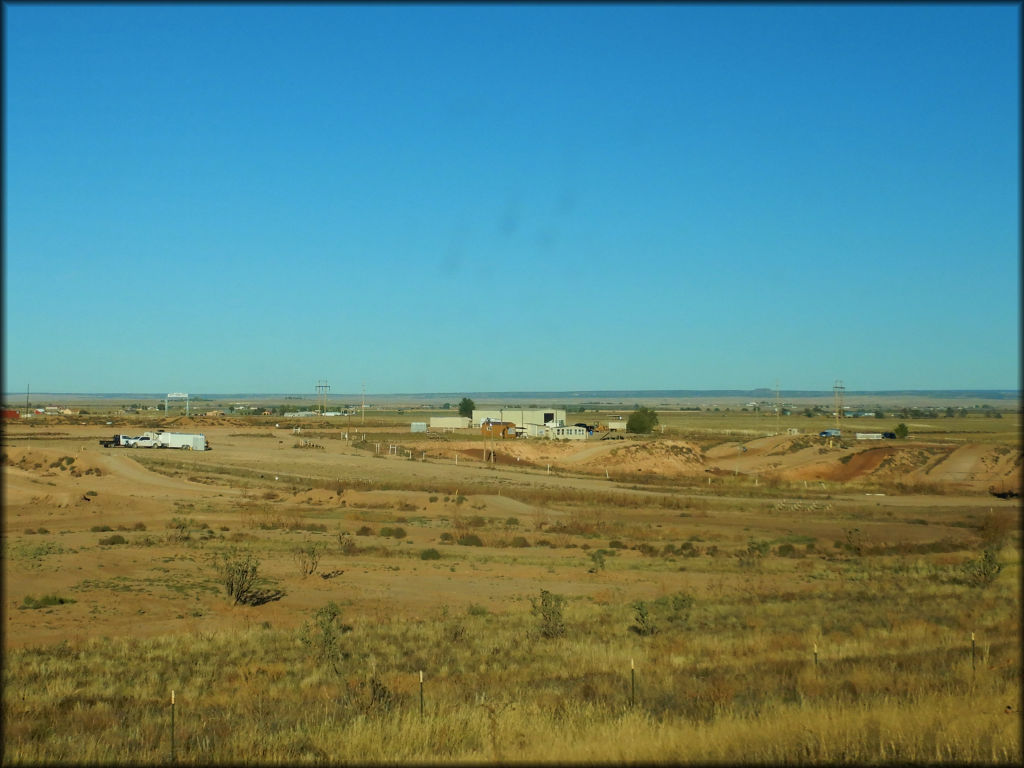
[3,3,1019,395]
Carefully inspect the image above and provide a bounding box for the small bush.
[355,526,374,536]
[530,589,566,639]
[776,543,798,558]
[466,603,489,616]
[439,532,455,543]
[630,600,657,636]
[457,533,483,547]
[91,525,113,532]
[21,594,76,610]
[609,540,626,549]
[294,541,325,577]
[511,536,530,548]
[428,496,438,503]
[299,602,351,673]
[379,527,407,539]
[420,548,442,560]
[213,548,261,605]
[961,548,1002,587]
[98,534,127,546]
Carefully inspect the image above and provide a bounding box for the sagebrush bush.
[530,589,566,639]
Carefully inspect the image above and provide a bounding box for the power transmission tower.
[316,379,330,416]
[833,379,845,432]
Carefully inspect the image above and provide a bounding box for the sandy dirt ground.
[3,423,1019,650]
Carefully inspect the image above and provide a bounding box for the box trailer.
[154,432,208,451]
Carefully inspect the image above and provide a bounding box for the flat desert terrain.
[4,418,1019,647]
[3,414,1020,763]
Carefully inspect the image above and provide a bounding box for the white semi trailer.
[144,431,209,451]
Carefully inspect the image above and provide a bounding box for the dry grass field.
[2,409,1020,763]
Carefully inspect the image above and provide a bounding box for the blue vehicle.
[819,429,841,438]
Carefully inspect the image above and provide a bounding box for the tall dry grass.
[4,545,1019,764]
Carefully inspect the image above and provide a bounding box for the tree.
[458,397,475,418]
[626,406,658,434]
[894,423,909,439]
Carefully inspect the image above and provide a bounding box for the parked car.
[882,432,897,439]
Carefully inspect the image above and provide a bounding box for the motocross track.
[3,423,1020,650]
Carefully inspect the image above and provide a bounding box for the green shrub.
[457,533,483,547]
[98,534,127,545]
[630,600,657,636]
[961,548,1002,587]
[293,541,325,577]
[439,532,455,543]
[355,526,374,536]
[511,536,530,548]
[21,594,76,609]
[609,539,626,549]
[213,548,261,605]
[91,525,113,532]
[299,602,351,674]
[337,533,358,555]
[530,589,566,639]
[420,548,442,560]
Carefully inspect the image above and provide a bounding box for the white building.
[547,424,587,440]
[472,408,567,437]
[430,416,471,430]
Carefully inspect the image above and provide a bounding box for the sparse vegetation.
[2,404,1020,763]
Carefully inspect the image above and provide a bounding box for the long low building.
[472,408,567,437]
[429,416,471,429]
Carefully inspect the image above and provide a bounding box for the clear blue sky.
[4,3,1019,395]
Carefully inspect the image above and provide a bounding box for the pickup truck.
[98,434,134,448]
[131,435,159,448]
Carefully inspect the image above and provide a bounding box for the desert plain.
[2,401,1021,762]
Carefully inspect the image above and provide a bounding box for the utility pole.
[316,379,330,416]
[361,382,366,425]
[833,380,845,432]
[776,380,781,435]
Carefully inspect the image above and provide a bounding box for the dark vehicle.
[98,434,133,448]
[881,432,896,439]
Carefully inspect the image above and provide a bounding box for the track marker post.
[170,689,176,763]
[971,632,976,679]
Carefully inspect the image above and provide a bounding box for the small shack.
[481,420,517,439]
